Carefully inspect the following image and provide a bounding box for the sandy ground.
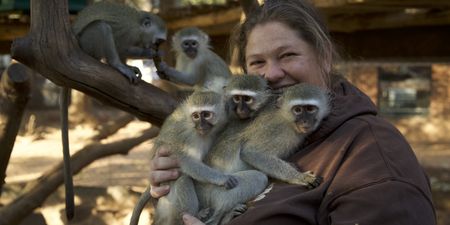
[2,119,155,225]
[2,118,450,225]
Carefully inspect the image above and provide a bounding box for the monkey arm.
[179,155,237,188]
[241,150,313,186]
[158,62,198,86]
[125,47,158,58]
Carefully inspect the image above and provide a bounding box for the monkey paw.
[224,175,239,189]
[300,171,323,189]
[197,207,212,221]
[115,65,141,84]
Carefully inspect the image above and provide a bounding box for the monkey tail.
[60,87,75,220]
[130,186,152,225]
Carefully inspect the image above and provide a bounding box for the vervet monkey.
[240,83,329,187]
[58,2,167,220]
[202,82,330,225]
[130,91,238,225]
[158,27,232,93]
[72,2,167,82]
[197,75,274,225]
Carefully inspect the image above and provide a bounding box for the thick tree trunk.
[10,0,178,127]
[0,63,31,197]
[0,127,159,225]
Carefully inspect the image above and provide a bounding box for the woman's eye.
[248,60,264,67]
[280,52,296,59]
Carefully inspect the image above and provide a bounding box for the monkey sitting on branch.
[129,90,239,225]
[57,2,168,220]
[203,83,330,225]
[157,27,232,93]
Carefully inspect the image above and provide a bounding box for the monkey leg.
[205,170,268,225]
[153,176,199,225]
[78,21,141,84]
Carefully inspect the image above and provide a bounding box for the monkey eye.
[243,96,253,104]
[202,111,214,120]
[305,105,318,113]
[142,17,152,27]
[292,105,303,115]
[192,112,201,121]
[232,96,240,104]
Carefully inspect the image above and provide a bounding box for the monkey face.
[140,14,167,48]
[192,110,215,135]
[182,39,198,59]
[291,104,319,134]
[231,95,255,119]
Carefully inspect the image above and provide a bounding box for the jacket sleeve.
[327,180,436,225]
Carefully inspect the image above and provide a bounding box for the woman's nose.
[264,62,285,82]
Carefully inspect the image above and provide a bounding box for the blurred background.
[0,0,449,225]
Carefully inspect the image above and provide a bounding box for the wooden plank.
[167,7,242,30]
[327,9,450,32]
[332,25,450,62]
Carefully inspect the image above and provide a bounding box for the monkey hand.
[115,64,142,84]
[142,48,158,58]
[298,171,322,189]
[156,61,170,80]
[224,175,239,189]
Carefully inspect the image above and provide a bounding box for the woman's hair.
[231,0,338,88]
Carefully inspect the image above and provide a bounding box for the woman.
[150,1,437,224]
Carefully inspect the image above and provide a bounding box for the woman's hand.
[182,213,205,225]
[149,146,180,198]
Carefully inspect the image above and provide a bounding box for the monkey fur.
[58,2,167,220]
[197,75,274,225]
[130,90,238,225]
[201,82,330,225]
[158,27,231,93]
[240,83,329,187]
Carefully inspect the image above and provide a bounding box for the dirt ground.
[1,113,450,225]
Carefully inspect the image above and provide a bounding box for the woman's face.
[245,21,324,89]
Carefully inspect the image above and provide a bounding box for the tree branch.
[0,127,160,225]
[10,0,178,127]
[0,63,31,197]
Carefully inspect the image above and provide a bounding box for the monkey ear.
[275,96,283,108]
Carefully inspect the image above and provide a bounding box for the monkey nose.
[154,38,165,46]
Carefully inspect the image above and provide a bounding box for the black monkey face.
[182,39,198,59]
[192,110,215,135]
[292,104,319,134]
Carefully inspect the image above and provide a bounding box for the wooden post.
[0,63,31,197]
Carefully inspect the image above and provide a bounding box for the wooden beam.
[326,9,450,32]
[314,0,450,8]
[167,7,242,31]
[332,25,450,62]
[0,23,28,41]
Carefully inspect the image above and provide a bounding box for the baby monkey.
[197,74,273,225]
[240,83,330,187]
[130,91,238,225]
[203,82,330,225]
[158,27,231,93]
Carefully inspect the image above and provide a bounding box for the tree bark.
[0,127,160,225]
[10,0,178,127]
[0,63,31,197]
